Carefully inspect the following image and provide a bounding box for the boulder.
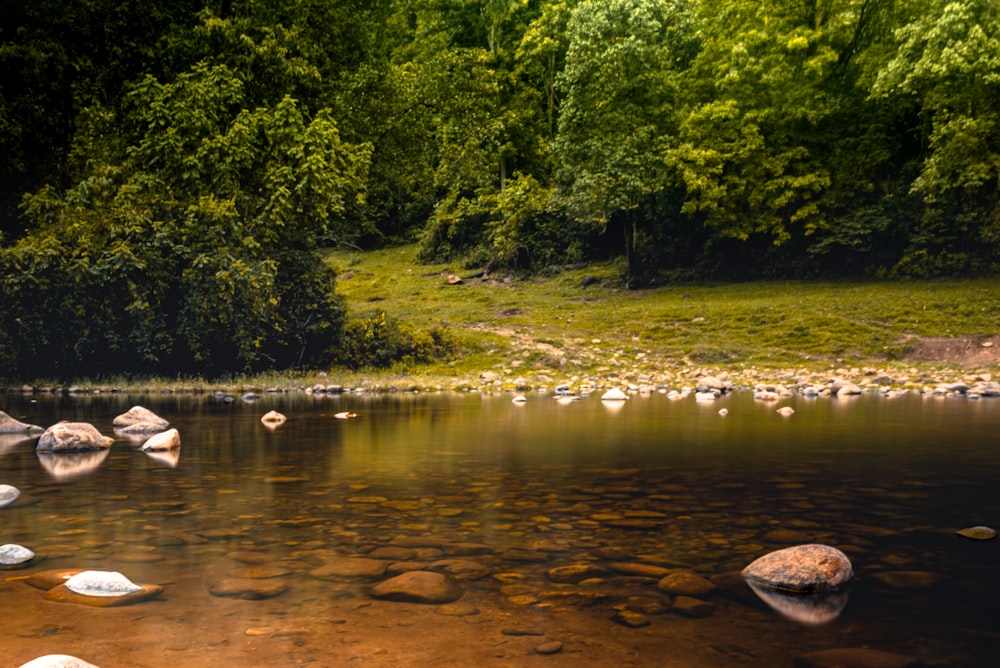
[370,571,464,604]
[0,410,43,434]
[601,388,629,401]
[112,406,169,433]
[742,544,853,594]
[140,428,180,451]
[658,570,716,597]
[36,423,113,453]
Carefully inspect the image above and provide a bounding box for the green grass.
[326,244,1000,384]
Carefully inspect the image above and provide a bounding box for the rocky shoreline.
[5,361,997,401]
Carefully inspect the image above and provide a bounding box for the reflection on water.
[1,390,999,666]
[745,582,851,625]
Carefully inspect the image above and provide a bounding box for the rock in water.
[112,406,169,432]
[742,544,853,594]
[600,388,629,402]
[0,543,36,568]
[370,571,464,604]
[140,428,180,451]
[36,423,113,453]
[956,525,996,541]
[793,647,919,668]
[65,570,142,597]
[260,410,287,426]
[43,570,163,607]
[0,410,44,434]
[18,655,100,668]
[0,484,21,507]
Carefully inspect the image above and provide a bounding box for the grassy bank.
[9,244,999,393]
[325,244,998,384]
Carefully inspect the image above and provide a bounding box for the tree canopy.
[2,0,998,377]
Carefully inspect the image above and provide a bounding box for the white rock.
[65,570,142,597]
[0,543,35,565]
[0,484,21,507]
[776,406,795,416]
[600,388,629,401]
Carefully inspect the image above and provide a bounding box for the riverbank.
[5,245,999,396]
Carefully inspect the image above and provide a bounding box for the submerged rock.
[209,578,288,599]
[36,423,113,453]
[370,571,464,604]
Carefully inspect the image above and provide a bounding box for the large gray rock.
[112,406,169,433]
[370,571,464,604]
[742,544,853,594]
[0,410,43,434]
[36,423,113,453]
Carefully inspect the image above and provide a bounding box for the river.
[1,389,998,667]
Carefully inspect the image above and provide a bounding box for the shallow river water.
[1,390,999,667]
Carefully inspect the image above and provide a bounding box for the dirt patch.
[901,335,1000,367]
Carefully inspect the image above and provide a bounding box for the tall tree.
[554,0,694,286]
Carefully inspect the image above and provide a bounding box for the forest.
[1,0,998,378]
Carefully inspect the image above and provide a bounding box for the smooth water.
[1,390,999,667]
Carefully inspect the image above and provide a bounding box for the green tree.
[554,0,694,286]
[1,61,370,377]
[872,0,1000,274]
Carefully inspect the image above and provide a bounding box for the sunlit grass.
[327,244,999,380]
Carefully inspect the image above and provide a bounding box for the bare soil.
[900,335,1000,368]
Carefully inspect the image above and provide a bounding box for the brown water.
[1,390,999,667]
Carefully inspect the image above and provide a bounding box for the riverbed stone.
[671,595,716,618]
[370,570,464,604]
[742,544,853,594]
[611,609,650,627]
[430,558,491,580]
[793,647,919,668]
[310,557,389,581]
[547,563,608,583]
[210,577,288,599]
[608,562,671,579]
[37,422,113,453]
[657,570,716,597]
[112,406,169,432]
[0,410,43,433]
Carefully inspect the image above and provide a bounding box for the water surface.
[1,390,998,667]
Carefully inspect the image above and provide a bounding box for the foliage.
[337,310,458,369]
[3,0,1000,380]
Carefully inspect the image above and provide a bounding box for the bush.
[336,311,458,369]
